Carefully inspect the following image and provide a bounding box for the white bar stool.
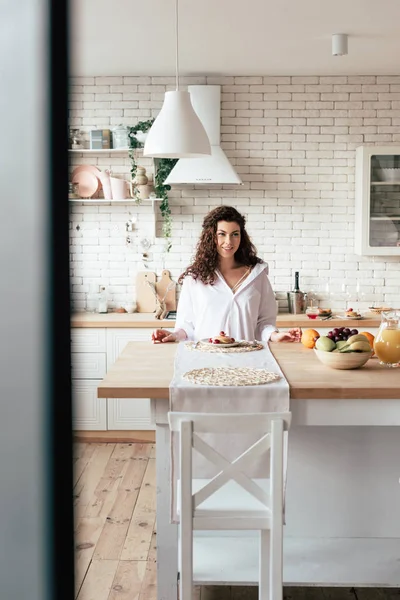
[168,411,291,600]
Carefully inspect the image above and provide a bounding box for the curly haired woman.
[152,206,301,343]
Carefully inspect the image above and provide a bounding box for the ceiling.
[70,0,400,77]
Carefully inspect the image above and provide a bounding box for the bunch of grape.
[327,327,359,343]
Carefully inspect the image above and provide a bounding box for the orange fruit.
[301,328,320,349]
[361,331,375,355]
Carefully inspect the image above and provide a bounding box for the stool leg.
[259,529,270,600]
[270,419,284,600]
[180,519,193,600]
[180,420,193,600]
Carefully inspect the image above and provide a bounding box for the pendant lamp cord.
[175,0,179,90]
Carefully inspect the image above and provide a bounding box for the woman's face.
[215,220,241,259]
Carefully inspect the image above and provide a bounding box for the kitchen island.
[98,342,400,598]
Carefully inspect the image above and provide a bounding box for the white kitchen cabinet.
[71,328,107,430]
[106,328,155,430]
[71,352,107,380]
[72,380,107,430]
[355,146,400,256]
[71,328,106,353]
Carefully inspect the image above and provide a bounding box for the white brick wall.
[69,76,400,311]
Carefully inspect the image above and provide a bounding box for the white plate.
[200,338,241,348]
[336,314,364,320]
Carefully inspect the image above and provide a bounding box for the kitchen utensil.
[374,310,400,367]
[376,168,400,182]
[111,125,129,149]
[68,182,79,198]
[71,170,99,199]
[305,306,319,320]
[368,306,392,314]
[71,165,101,197]
[155,269,177,312]
[98,169,113,200]
[287,271,307,314]
[70,128,83,149]
[109,177,135,201]
[136,271,157,312]
[314,348,372,370]
[124,302,137,313]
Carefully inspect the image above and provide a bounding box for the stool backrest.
[168,412,291,510]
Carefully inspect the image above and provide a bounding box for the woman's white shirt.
[174,261,277,342]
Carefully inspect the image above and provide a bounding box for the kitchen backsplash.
[69,75,400,311]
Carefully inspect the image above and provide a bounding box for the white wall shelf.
[69,197,141,203]
[371,181,400,186]
[68,148,129,153]
[69,197,161,205]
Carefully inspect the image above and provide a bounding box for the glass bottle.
[374,311,400,367]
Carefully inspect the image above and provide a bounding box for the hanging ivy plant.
[128,121,177,252]
[127,119,154,181]
[154,157,178,252]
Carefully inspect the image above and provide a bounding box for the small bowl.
[314,349,373,370]
[306,307,320,320]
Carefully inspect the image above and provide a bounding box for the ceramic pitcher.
[98,169,113,200]
[110,177,133,200]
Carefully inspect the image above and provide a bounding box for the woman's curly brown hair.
[178,206,262,285]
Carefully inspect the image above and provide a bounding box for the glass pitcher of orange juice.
[374,311,400,367]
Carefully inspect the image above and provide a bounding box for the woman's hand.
[270,328,302,343]
[151,329,177,343]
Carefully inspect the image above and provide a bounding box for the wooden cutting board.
[136,271,157,313]
[155,269,177,312]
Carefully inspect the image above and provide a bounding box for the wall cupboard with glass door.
[355,146,400,256]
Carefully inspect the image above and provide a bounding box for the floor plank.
[108,561,146,600]
[94,458,148,560]
[120,459,156,561]
[202,585,232,600]
[74,517,106,596]
[139,531,157,600]
[74,444,116,514]
[84,444,136,519]
[77,559,119,600]
[74,431,155,444]
[74,443,98,486]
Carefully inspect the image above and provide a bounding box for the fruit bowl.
[314,348,373,370]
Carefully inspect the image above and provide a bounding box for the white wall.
[69,75,400,311]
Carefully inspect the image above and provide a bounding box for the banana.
[347,334,371,345]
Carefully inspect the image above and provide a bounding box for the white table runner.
[169,341,290,522]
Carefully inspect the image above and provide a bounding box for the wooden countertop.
[71,312,173,328]
[97,341,400,401]
[71,311,381,329]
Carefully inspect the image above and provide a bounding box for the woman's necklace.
[229,266,252,294]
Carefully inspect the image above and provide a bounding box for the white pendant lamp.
[143,0,211,158]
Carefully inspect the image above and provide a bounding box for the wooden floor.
[74,442,399,600]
